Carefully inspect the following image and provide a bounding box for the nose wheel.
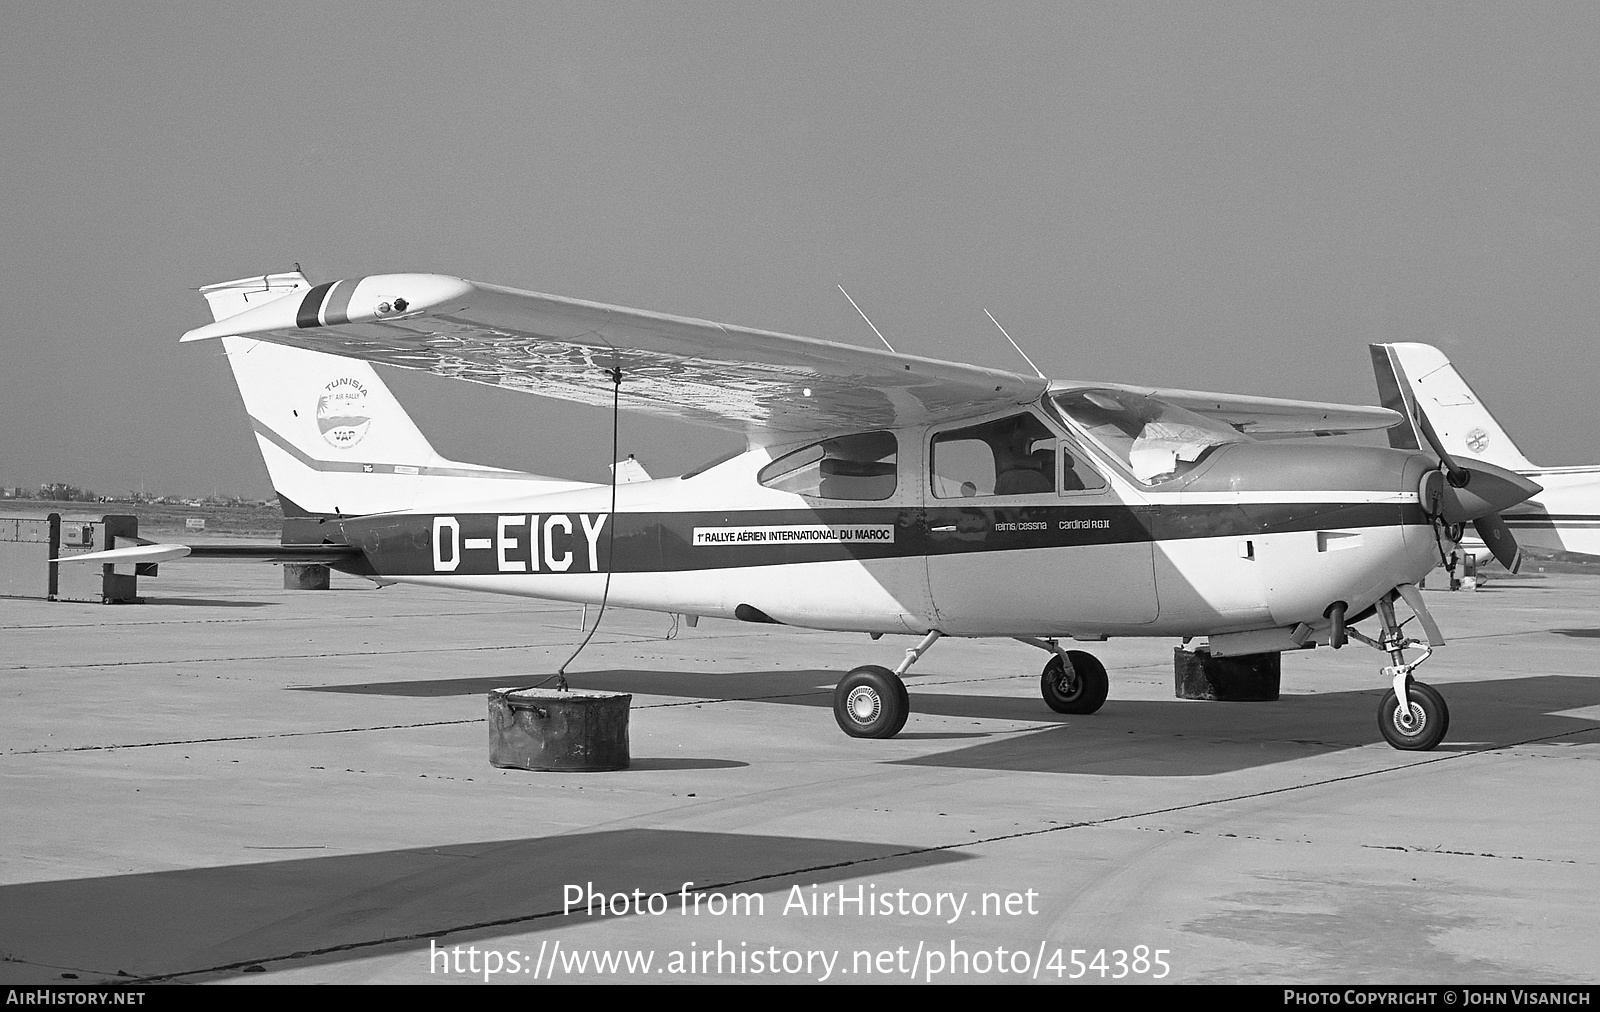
[1378,679,1450,751]
[833,665,910,738]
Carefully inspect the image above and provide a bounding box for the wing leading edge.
[181,273,1047,445]
[179,272,1397,442]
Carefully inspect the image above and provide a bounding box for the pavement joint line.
[0,627,922,673]
[0,607,585,632]
[2,673,1102,755]
[0,690,871,755]
[0,694,830,754]
[11,680,1598,756]
[0,634,698,672]
[2,719,487,755]
[117,721,1600,983]
[0,610,795,633]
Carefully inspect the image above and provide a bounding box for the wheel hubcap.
[1393,702,1424,735]
[847,686,881,723]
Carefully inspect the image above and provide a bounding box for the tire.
[833,665,910,738]
[1378,680,1450,751]
[1041,650,1109,714]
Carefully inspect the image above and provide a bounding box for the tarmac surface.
[2,559,1597,985]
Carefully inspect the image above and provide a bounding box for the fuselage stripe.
[248,415,561,481]
[322,278,357,326]
[296,282,334,329]
[342,502,1429,577]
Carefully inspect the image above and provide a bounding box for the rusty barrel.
[1173,647,1281,702]
[283,563,330,590]
[487,688,631,771]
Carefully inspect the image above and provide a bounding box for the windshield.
[1050,388,1250,485]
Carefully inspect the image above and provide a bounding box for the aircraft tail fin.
[1368,342,1537,471]
[201,274,580,535]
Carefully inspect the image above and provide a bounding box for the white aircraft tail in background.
[1371,342,1600,561]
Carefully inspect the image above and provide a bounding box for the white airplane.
[65,271,1542,751]
[1371,342,1600,568]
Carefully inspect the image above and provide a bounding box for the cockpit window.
[758,431,897,500]
[932,413,1059,498]
[1051,389,1249,485]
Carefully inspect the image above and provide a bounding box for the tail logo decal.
[316,377,372,449]
[1466,428,1490,453]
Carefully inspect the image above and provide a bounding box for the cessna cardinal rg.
[1372,342,1600,567]
[68,271,1541,751]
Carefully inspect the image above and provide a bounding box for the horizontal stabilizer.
[54,544,192,565]
[54,543,362,565]
[611,455,652,484]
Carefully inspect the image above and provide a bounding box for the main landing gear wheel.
[833,665,910,739]
[1378,680,1450,751]
[1040,651,1109,714]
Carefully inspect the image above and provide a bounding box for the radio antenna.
[984,309,1047,380]
[838,285,896,354]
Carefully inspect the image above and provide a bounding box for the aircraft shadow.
[1549,628,1600,639]
[627,757,749,770]
[893,674,1600,776]
[294,672,1600,778]
[0,828,963,983]
[292,668,838,700]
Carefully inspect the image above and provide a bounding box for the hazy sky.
[5,2,1599,497]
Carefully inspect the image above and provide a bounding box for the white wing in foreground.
[181,274,1046,445]
[180,272,1398,442]
[1066,382,1401,435]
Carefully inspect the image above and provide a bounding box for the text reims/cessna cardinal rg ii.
[80,271,1542,751]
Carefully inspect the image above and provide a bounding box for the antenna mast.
[984,309,1047,380]
[838,285,896,354]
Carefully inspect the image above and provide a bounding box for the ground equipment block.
[1174,646,1281,701]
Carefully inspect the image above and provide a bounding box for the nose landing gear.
[1347,587,1451,751]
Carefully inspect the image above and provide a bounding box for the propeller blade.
[1404,397,1539,574]
[1473,512,1523,574]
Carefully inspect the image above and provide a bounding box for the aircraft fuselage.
[334,420,1441,644]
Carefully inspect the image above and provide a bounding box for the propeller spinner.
[1414,407,1541,571]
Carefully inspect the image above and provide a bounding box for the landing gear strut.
[833,631,940,739]
[1347,589,1451,751]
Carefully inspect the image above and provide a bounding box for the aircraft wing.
[1061,382,1403,435]
[181,274,1046,445]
